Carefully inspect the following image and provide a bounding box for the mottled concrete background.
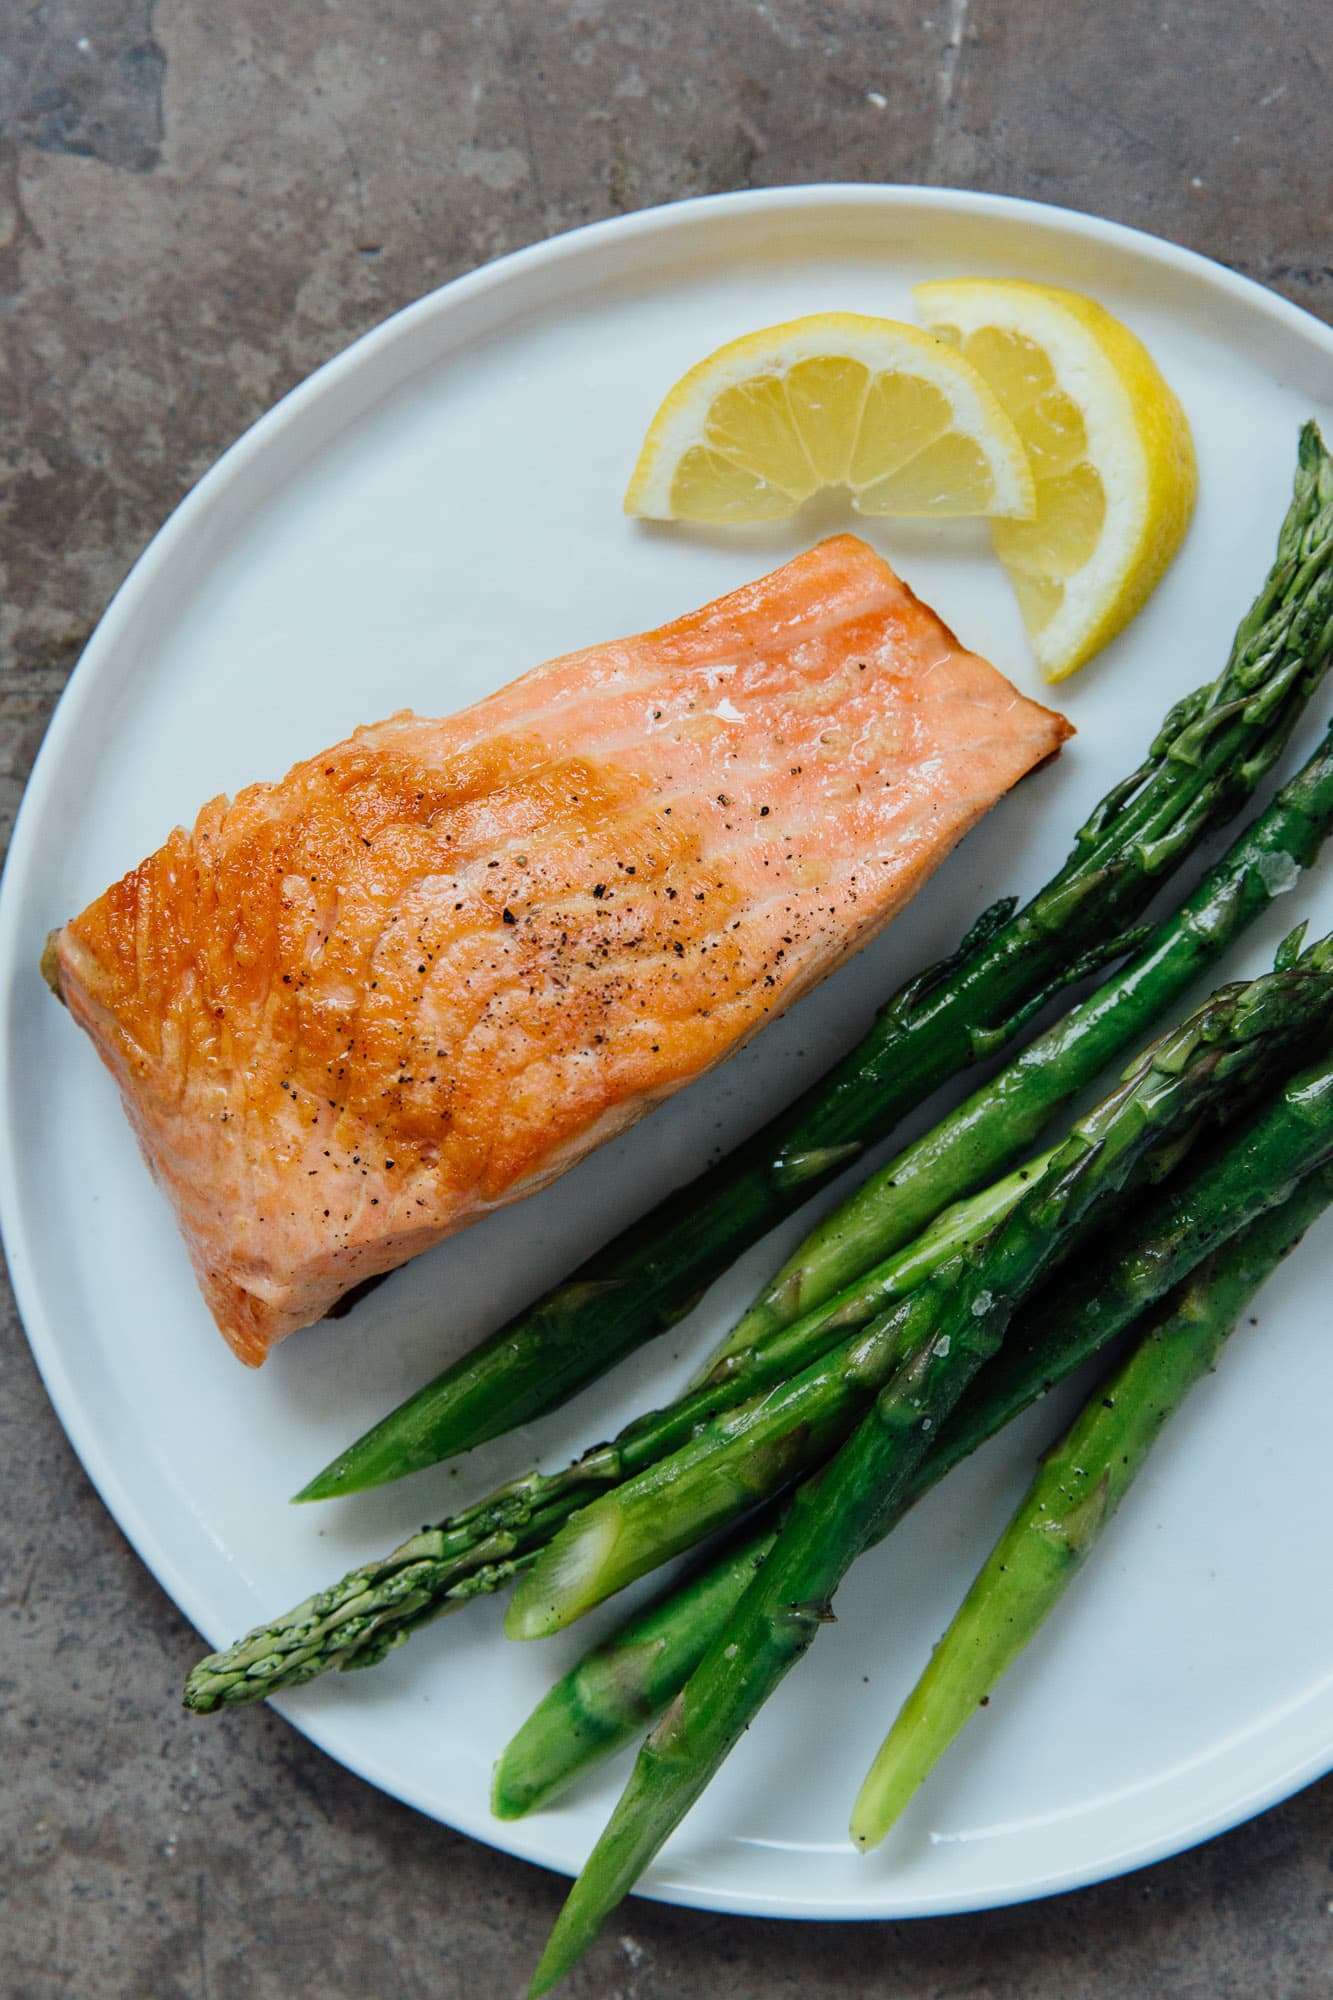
[3,3,1332,1996]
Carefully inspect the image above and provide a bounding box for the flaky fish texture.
[53,537,1071,1363]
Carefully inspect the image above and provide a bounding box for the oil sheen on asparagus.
[493,1033,1333,1818]
[526,941,1333,1994]
[849,1162,1333,1848]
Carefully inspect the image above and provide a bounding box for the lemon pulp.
[625,313,1035,525]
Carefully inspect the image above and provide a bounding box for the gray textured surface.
[4,2,1333,1994]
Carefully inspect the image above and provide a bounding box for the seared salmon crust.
[53,537,1070,1363]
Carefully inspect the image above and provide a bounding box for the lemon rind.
[914,279,1196,680]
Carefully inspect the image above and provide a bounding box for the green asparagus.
[491,1522,779,1821]
[494,1038,1333,1815]
[528,952,1328,1984]
[929,1029,1333,1476]
[299,424,1333,1502]
[526,951,1333,1995]
[507,937,1333,1642]
[849,1163,1333,1848]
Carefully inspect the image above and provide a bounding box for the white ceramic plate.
[4,187,1333,1922]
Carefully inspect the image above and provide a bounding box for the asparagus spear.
[707,706,1333,1370]
[187,995,1333,1716]
[491,1522,780,1822]
[183,1164,1035,1713]
[849,1163,1333,1849]
[526,952,1333,1995]
[299,424,1333,1502]
[685,1152,1051,1399]
[930,1027,1333,1476]
[494,1039,1333,1815]
[507,936,1333,1641]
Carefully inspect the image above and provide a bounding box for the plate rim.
[4,181,1333,1922]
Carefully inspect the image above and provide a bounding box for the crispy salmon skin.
[52,537,1070,1363]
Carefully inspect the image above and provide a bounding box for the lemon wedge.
[624,313,1036,525]
[914,279,1197,681]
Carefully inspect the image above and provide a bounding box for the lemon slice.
[624,313,1036,525]
[914,279,1197,681]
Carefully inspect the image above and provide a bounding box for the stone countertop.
[3,4,1331,1995]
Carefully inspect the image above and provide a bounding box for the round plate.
[4,186,1333,1921]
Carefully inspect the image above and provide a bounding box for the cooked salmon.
[52,536,1070,1364]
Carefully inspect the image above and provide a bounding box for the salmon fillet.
[53,536,1071,1364]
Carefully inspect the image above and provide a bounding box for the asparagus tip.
[528,1905,597,1998]
[490,1760,532,1821]
[847,1779,904,1853]
[290,1443,399,1502]
[289,1470,342,1504]
[503,1594,561,1643]
[506,1505,624,1639]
